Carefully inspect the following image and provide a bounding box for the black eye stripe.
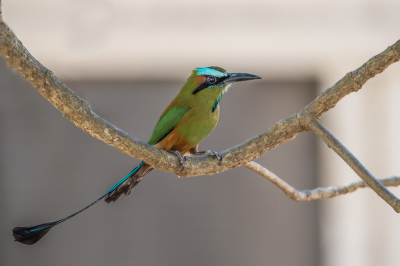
[192,75,228,95]
[192,82,209,94]
[218,76,228,83]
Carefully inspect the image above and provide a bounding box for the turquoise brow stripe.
[195,67,226,78]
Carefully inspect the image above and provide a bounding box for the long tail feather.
[13,222,55,245]
[105,162,153,203]
[12,162,151,245]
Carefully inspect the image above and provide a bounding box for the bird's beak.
[221,73,262,85]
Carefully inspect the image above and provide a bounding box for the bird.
[12,66,261,245]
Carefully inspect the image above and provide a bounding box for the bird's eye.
[207,76,217,84]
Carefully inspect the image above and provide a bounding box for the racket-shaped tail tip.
[12,223,54,245]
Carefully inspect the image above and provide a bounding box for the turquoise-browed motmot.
[12,66,261,245]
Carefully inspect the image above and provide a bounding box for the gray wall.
[0,58,319,266]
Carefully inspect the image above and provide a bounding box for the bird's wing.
[148,103,191,145]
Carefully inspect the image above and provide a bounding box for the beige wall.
[319,62,400,266]
[2,0,400,265]
[4,0,400,80]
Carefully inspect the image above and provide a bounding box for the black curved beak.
[221,73,262,85]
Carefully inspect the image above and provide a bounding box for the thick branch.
[245,161,400,201]
[0,0,3,21]
[297,41,400,121]
[308,119,400,212]
[0,19,399,183]
[0,16,400,211]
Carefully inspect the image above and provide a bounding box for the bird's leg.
[170,150,186,171]
[194,150,222,166]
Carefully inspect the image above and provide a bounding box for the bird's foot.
[196,150,222,166]
[171,150,186,171]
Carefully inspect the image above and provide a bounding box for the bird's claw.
[204,150,222,166]
[172,150,186,171]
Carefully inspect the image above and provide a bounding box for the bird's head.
[190,66,261,95]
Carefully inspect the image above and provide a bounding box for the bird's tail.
[12,162,153,244]
[104,162,153,203]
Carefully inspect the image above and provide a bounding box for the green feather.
[148,105,191,145]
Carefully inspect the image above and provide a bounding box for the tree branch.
[308,119,400,211]
[1,19,399,178]
[1,18,400,208]
[245,161,400,201]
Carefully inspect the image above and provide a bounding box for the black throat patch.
[212,94,223,112]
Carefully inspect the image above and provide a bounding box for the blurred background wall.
[1,0,400,265]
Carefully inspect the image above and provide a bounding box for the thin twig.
[245,161,400,201]
[308,119,400,212]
